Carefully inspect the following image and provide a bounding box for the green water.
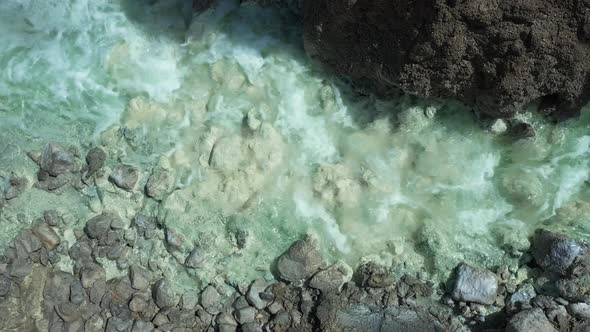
[1,0,590,285]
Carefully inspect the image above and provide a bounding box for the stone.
[56,302,82,322]
[507,283,536,313]
[70,281,87,305]
[145,167,172,200]
[310,261,352,293]
[153,279,179,309]
[9,258,32,277]
[165,228,187,253]
[216,312,238,326]
[44,210,61,227]
[32,223,61,250]
[0,275,11,297]
[109,164,139,191]
[304,0,590,120]
[247,279,270,310]
[567,302,590,320]
[181,291,199,310]
[276,234,323,284]
[532,229,585,274]
[80,264,106,289]
[201,285,221,314]
[105,317,133,332]
[235,306,257,324]
[129,294,149,312]
[40,143,75,176]
[241,322,263,332]
[131,320,154,332]
[506,308,558,332]
[85,147,107,178]
[451,263,498,305]
[357,261,394,288]
[85,314,104,331]
[85,214,115,239]
[185,247,206,269]
[4,175,28,200]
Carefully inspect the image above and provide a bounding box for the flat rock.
[451,263,498,305]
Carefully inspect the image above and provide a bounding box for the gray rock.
[247,279,270,310]
[129,294,149,312]
[105,317,133,332]
[80,264,106,289]
[40,143,75,176]
[532,229,585,274]
[131,320,154,332]
[310,261,353,293]
[216,312,238,326]
[70,281,86,305]
[4,175,28,200]
[85,314,104,331]
[85,147,107,179]
[567,302,590,319]
[165,228,187,253]
[9,258,32,277]
[109,164,139,191]
[153,312,169,327]
[276,234,323,284]
[0,275,11,297]
[241,322,263,332]
[145,167,172,200]
[185,247,206,269]
[32,222,61,250]
[56,302,82,322]
[506,308,557,332]
[235,306,257,324]
[153,279,179,309]
[232,296,251,310]
[451,263,498,305]
[201,285,221,314]
[557,278,590,302]
[507,283,536,313]
[218,324,237,332]
[85,213,115,239]
[181,291,199,310]
[129,265,150,291]
[44,210,61,227]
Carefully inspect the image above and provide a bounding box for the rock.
[304,0,590,120]
[85,314,104,331]
[506,308,558,332]
[201,285,221,314]
[0,275,11,296]
[131,320,154,332]
[357,261,395,288]
[509,122,536,140]
[247,279,270,310]
[9,258,32,277]
[532,229,585,274]
[490,119,508,134]
[557,278,590,302]
[235,306,257,324]
[85,147,107,178]
[56,302,81,322]
[153,279,179,309]
[185,247,206,269]
[43,210,61,227]
[276,234,323,284]
[310,261,352,293]
[85,213,115,239]
[40,143,75,176]
[165,228,187,253]
[507,283,536,313]
[4,175,28,200]
[240,322,263,332]
[32,223,60,250]
[181,291,199,310]
[80,264,106,289]
[105,317,133,332]
[567,302,590,320]
[70,281,86,305]
[451,263,498,305]
[129,294,149,312]
[145,167,172,200]
[109,164,139,190]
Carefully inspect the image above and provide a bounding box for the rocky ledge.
[301,0,590,120]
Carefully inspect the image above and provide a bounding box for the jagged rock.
[276,234,323,284]
[532,229,585,275]
[85,213,116,239]
[357,261,395,288]
[40,143,75,176]
[506,308,557,332]
[85,314,104,331]
[153,279,179,309]
[451,263,498,305]
[85,146,107,178]
[241,322,263,332]
[129,293,149,312]
[310,261,352,293]
[181,291,199,310]
[109,164,139,190]
[304,0,590,119]
[247,279,271,310]
[507,283,536,313]
[567,302,590,320]
[131,320,154,332]
[43,210,61,227]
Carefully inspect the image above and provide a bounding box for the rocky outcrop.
[303,0,590,119]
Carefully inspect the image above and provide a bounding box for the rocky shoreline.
[1,143,590,331]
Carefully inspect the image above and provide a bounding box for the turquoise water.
[1,0,590,285]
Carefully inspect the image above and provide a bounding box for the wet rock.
[509,122,536,140]
[506,308,557,332]
[131,320,154,332]
[44,210,61,227]
[129,293,149,312]
[241,322,263,332]
[109,164,139,191]
[557,278,590,302]
[70,281,86,305]
[4,175,28,200]
[85,146,107,178]
[235,306,257,324]
[181,291,199,310]
[276,234,323,284]
[9,258,32,277]
[185,247,206,269]
[80,264,106,289]
[165,228,187,254]
[201,285,222,314]
[85,213,116,239]
[40,143,75,176]
[85,314,104,331]
[247,279,271,310]
[0,275,11,297]
[357,261,395,288]
[145,167,172,200]
[56,302,82,322]
[32,222,61,250]
[507,283,536,313]
[532,229,585,274]
[567,302,590,320]
[129,265,150,291]
[304,0,590,120]
[105,317,133,332]
[451,263,498,305]
[153,279,179,309]
[310,261,352,293]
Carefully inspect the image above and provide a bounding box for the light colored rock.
[309,261,352,293]
[451,263,498,305]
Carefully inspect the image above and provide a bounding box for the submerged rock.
[303,0,590,119]
[109,164,139,190]
[451,263,498,305]
[39,143,75,176]
[85,146,107,178]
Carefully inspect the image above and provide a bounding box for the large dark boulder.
[303,0,590,119]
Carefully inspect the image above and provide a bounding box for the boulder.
[276,234,323,284]
[451,263,498,305]
[532,229,585,275]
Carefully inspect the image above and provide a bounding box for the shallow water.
[1,0,590,286]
